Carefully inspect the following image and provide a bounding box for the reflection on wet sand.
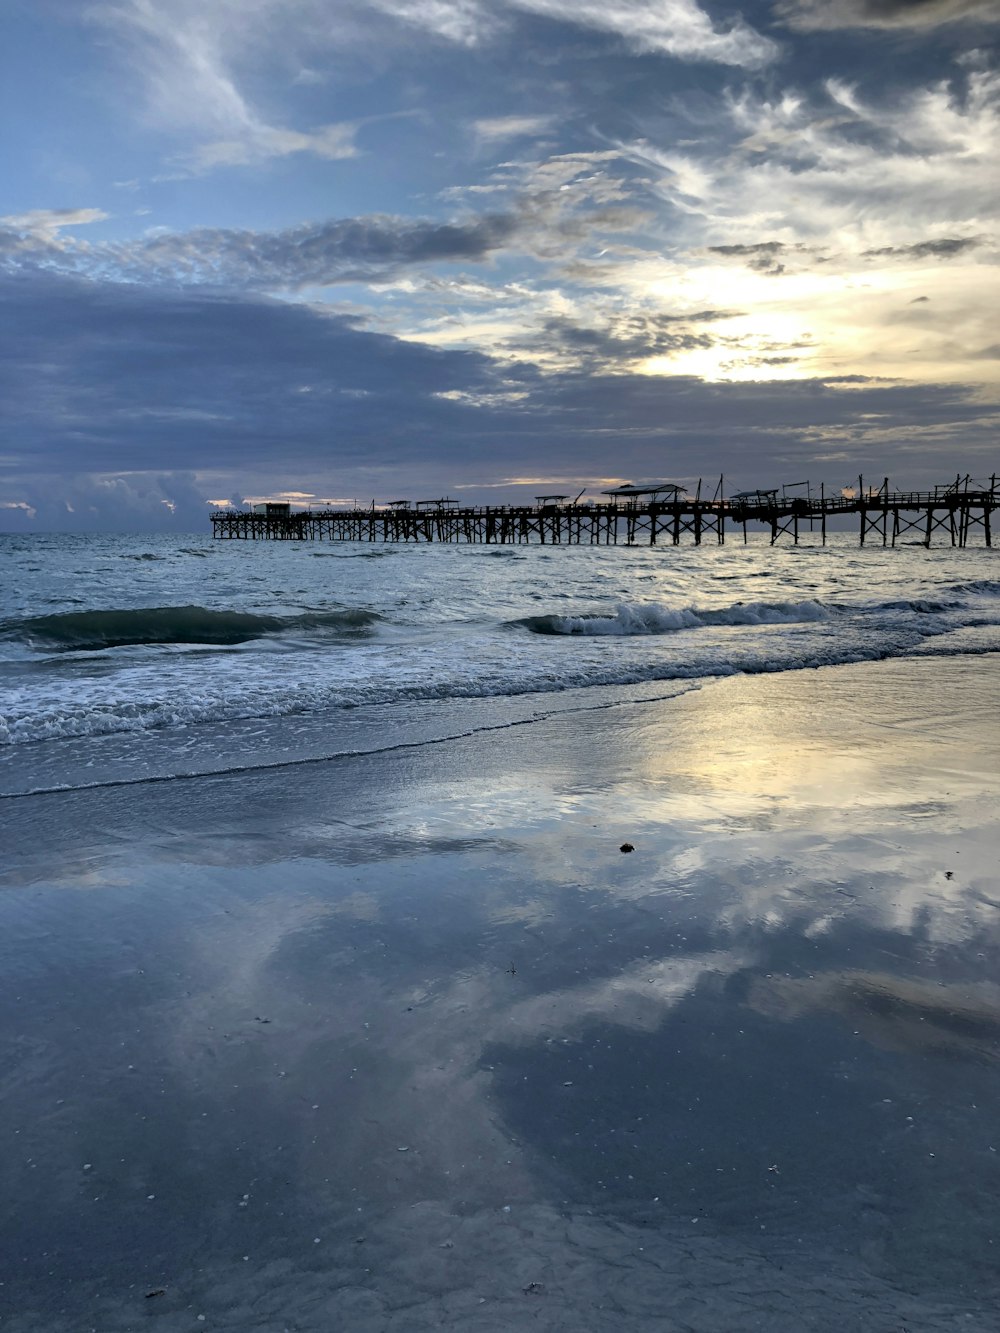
[0,656,998,1330]
[751,970,1000,1063]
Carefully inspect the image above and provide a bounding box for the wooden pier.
[212,475,998,548]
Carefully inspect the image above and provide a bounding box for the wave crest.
[3,604,381,652]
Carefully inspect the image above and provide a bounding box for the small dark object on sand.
[620,843,635,854]
[145,1289,166,1299]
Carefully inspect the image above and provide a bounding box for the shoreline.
[4,647,1000,801]
[1,653,999,1329]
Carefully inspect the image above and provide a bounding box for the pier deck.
[212,477,998,547]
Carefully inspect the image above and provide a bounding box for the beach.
[5,0,1000,1323]
[2,653,999,1330]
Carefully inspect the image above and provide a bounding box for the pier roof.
[602,482,684,498]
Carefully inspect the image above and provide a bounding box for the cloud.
[2,266,998,531]
[707,242,800,274]
[0,473,217,533]
[1,150,645,291]
[614,67,1000,296]
[472,115,556,145]
[89,1,265,133]
[177,122,359,174]
[367,0,498,44]
[0,209,109,235]
[1,211,525,289]
[507,0,777,66]
[83,0,776,185]
[86,1,362,174]
[375,0,776,65]
[6,5,998,524]
[596,67,999,383]
[0,266,507,483]
[530,312,722,368]
[777,0,1000,31]
[862,236,987,259]
[708,242,786,258]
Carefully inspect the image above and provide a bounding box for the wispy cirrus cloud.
[87,0,361,174]
[367,0,498,44]
[621,66,1000,253]
[173,122,359,175]
[508,0,776,66]
[575,64,1000,385]
[85,0,776,183]
[373,0,776,65]
[777,0,999,31]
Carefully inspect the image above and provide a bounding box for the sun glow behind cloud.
[634,257,1000,385]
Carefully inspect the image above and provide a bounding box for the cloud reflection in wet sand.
[0,656,998,1329]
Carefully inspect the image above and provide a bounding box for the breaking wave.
[515,599,831,636]
[946,578,1000,597]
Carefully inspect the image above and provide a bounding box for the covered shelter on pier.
[601,482,686,502]
[251,501,292,516]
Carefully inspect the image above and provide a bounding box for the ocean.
[1,529,999,795]
[3,530,1000,1329]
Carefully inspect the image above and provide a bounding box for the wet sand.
[1,656,999,1331]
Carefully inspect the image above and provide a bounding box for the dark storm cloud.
[0,267,509,477]
[862,236,986,260]
[2,267,997,531]
[776,0,999,29]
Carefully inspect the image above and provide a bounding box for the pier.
[212,475,998,547]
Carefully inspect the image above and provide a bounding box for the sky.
[1,0,998,530]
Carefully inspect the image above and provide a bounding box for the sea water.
[3,530,1000,1329]
[2,530,999,795]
